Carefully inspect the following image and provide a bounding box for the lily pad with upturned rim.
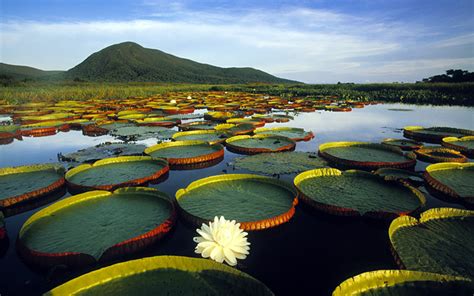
[176,174,298,231]
[382,138,423,151]
[414,147,467,163]
[318,142,416,170]
[109,124,175,141]
[423,162,474,206]
[65,156,169,192]
[374,168,424,186]
[45,255,273,295]
[178,120,218,131]
[0,164,65,208]
[389,207,474,278]
[294,168,425,219]
[233,152,328,175]
[225,135,296,155]
[172,130,229,144]
[18,187,176,268]
[442,136,474,158]
[254,127,314,142]
[332,269,473,296]
[214,123,255,135]
[403,126,474,144]
[144,140,224,166]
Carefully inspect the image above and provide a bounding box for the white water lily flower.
[193,216,250,266]
[170,99,177,104]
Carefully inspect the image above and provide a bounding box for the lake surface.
[0,103,473,295]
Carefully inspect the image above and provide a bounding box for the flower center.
[215,227,233,246]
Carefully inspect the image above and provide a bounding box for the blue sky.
[1,0,473,83]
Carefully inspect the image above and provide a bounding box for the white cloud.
[0,6,472,83]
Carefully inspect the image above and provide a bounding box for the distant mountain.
[65,42,297,83]
[0,63,64,80]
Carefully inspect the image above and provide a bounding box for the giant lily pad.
[389,207,474,278]
[233,152,327,175]
[294,168,425,218]
[414,147,467,163]
[442,136,474,158]
[18,187,176,267]
[225,135,296,155]
[214,123,255,135]
[423,163,474,206]
[46,255,273,295]
[318,142,416,170]
[178,120,218,131]
[382,138,423,151]
[374,168,424,186]
[403,126,474,144]
[254,127,314,142]
[65,156,169,192]
[176,174,298,230]
[172,130,229,144]
[144,140,224,167]
[109,125,175,141]
[60,142,147,163]
[0,164,65,207]
[332,270,473,296]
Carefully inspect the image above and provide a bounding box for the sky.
[0,0,473,83]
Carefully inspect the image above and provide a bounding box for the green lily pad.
[109,125,175,141]
[389,208,474,278]
[233,152,327,175]
[46,255,273,295]
[414,147,467,163]
[403,126,474,144]
[294,168,425,218]
[0,164,65,207]
[424,163,474,205]
[226,135,296,154]
[374,168,424,185]
[254,127,314,141]
[145,141,224,166]
[176,174,297,230]
[178,120,219,131]
[319,142,416,170]
[65,157,169,191]
[214,123,255,135]
[333,269,473,296]
[19,187,175,263]
[442,136,474,158]
[382,138,423,150]
[60,143,146,163]
[172,130,229,144]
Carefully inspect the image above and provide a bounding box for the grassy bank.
[1,81,473,106]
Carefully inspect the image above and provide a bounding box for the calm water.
[0,103,473,295]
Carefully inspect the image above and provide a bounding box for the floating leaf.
[254,127,314,142]
[389,207,474,278]
[18,187,176,267]
[233,152,327,175]
[442,136,474,158]
[46,255,273,295]
[60,142,146,163]
[403,126,474,144]
[176,174,298,230]
[294,168,425,219]
[226,135,296,155]
[333,269,473,296]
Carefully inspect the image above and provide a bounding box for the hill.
[65,42,297,83]
[0,63,63,80]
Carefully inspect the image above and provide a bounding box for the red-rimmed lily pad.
[423,163,474,206]
[17,187,176,268]
[172,130,229,144]
[225,135,296,155]
[403,126,474,144]
[46,255,273,295]
[442,136,474,158]
[294,168,425,219]
[176,174,298,231]
[254,127,314,142]
[144,140,224,167]
[414,147,467,163]
[318,142,416,170]
[59,142,147,163]
[0,164,65,208]
[382,138,423,151]
[65,156,169,192]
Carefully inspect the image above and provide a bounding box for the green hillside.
[65,42,297,83]
[0,63,63,80]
